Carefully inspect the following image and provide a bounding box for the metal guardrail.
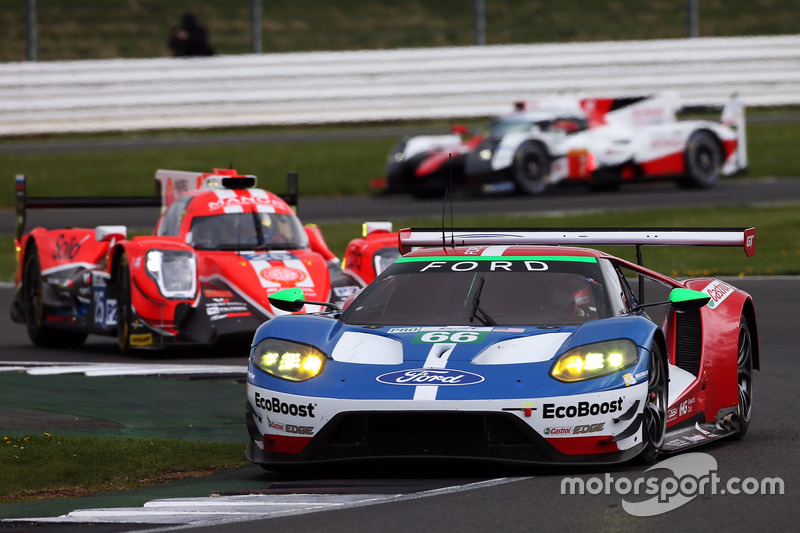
[1,35,799,136]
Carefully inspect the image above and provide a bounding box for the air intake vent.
[675,310,702,375]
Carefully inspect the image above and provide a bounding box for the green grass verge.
[318,203,800,278]
[1,118,799,206]
[2,203,799,284]
[0,433,247,504]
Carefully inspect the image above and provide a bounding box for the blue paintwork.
[248,312,658,401]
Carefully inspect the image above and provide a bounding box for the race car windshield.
[341,256,611,327]
[189,213,309,251]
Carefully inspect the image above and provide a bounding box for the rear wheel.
[731,316,753,440]
[116,254,132,353]
[680,130,722,188]
[638,342,668,464]
[23,243,87,348]
[513,142,550,195]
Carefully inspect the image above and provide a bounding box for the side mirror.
[668,288,711,313]
[631,287,710,314]
[268,287,341,313]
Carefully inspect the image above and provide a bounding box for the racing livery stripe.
[396,255,597,263]
[481,245,510,256]
[414,342,457,401]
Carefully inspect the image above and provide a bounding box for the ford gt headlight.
[145,250,196,299]
[251,338,326,381]
[550,339,638,383]
[479,148,493,160]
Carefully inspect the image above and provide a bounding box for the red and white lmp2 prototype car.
[384,92,747,197]
[11,169,347,351]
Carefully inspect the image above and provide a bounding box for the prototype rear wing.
[14,174,160,240]
[14,171,300,240]
[398,227,756,257]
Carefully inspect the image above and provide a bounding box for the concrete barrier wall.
[1,35,799,136]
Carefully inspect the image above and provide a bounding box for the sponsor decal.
[269,421,284,431]
[678,397,696,417]
[53,233,81,261]
[634,370,649,380]
[129,333,153,346]
[623,373,637,386]
[387,327,421,334]
[286,424,314,435]
[204,289,234,298]
[333,286,359,298]
[542,397,624,419]
[413,330,488,344]
[573,422,605,434]
[701,280,734,310]
[544,426,572,436]
[493,327,525,333]
[418,260,549,272]
[254,392,316,418]
[260,266,307,284]
[208,195,274,212]
[667,407,678,421]
[665,437,690,448]
[205,301,249,317]
[376,369,485,386]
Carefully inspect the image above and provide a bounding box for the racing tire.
[637,342,668,464]
[22,243,87,348]
[513,142,550,195]
[680,130,723,188]
[116,254,133,353]
[730,316,754,440]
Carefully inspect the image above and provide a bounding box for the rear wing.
[14,171,300,240]
[14,174,160,240]
[397,227,756,257]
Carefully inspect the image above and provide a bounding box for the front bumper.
[245,384,648,468]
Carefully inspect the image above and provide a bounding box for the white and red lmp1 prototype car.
[11,169,347,351]
[385,92,747,197]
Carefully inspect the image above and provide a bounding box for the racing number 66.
[419,331,482,343]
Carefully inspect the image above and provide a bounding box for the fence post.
[474,0,485,46]
[27,0,37,61]
[688,0,699,38]
[251,0,262,53]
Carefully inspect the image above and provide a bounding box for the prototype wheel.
[638,342,668,464]
[681,130,723,188]
[22,243,87,348]
[513,142,550,195]
[731,316,754,440]
[116,254,132,353]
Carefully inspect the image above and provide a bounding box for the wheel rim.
[696,146,713,176]
[644,348,667,449]
[737,323,753,424]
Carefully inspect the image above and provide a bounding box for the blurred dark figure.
[168,12,215,57]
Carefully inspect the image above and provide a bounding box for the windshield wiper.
[469,276,497,326]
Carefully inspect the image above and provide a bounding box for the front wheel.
[638,342,668,464]
[731,316,754,440]
[513,142,550,195]
[116,254,133,353]
[680,130,723,188]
